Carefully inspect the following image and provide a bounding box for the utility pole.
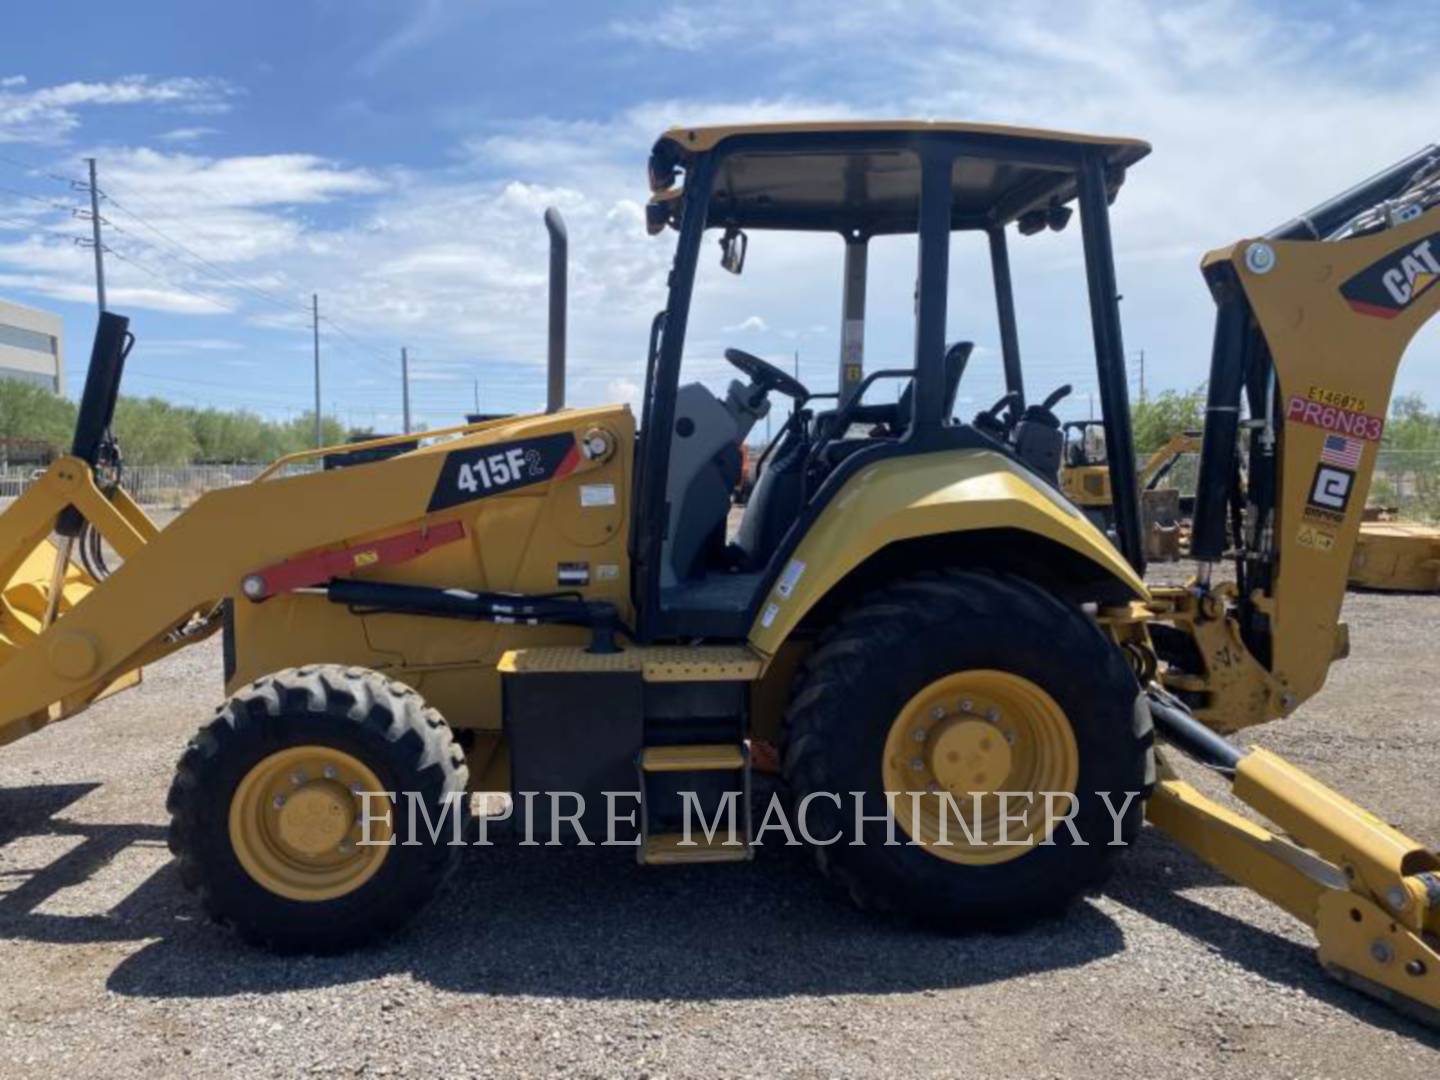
[1138,349,1146,401]
[473,378,480,415]
[401,347,412,434]
[311,293,322,448]
[84,158,106,312]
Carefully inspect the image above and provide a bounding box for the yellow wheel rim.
[228,745,391,902]
[881,670,1079,865]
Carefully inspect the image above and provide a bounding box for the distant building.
[0,297,63,392]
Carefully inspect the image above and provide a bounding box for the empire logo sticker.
[427,433,579,512]
[1307,464,1355,518]
[1339,232,1440,319]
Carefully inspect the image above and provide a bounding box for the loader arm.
[0,410,621,747]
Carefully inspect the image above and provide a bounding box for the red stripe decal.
[248,519,466,599]
[554,442,581,479]
[1346,299,1402,320]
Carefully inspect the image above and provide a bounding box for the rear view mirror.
[719,226,748,274]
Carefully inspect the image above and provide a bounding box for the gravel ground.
[2,575,1439,1077]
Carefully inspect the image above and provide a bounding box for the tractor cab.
[633,121,1152,638]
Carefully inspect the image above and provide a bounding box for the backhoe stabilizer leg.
[1147,750,1440,1026]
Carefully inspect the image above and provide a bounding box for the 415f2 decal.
[426,433,579,512]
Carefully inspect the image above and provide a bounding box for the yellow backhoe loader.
[2,121,1439,1026]
[1061,424,1200,557]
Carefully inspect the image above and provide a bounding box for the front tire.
[783,570,1153,928]
[167,664,469,952]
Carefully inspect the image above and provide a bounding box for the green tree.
[0,376,77,451]
[282,412,348,453]
[1374,393,1440,520]
[1130,387,1205,455]
[112,396,201,466]
[1382,393,1440,452]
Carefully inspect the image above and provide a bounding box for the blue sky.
[0,0,1436,430]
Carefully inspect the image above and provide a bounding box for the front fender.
[747,449,1148,655]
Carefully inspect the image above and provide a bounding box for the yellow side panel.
[232,404,635,733]
[747,449,1147,656]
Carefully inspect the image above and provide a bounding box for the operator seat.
[735,342,974,568]
[814,341,974,470]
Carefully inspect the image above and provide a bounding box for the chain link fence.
[1370,449,1440,522]
[0,463,319,508]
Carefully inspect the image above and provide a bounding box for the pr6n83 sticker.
[1285,395,1384,442]
[427,433,579,512]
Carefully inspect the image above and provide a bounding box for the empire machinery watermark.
[351,789,1145,849]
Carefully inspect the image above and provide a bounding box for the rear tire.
[167,664,469,952]
[783,569,1153,928]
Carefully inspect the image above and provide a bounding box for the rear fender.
[747,449,1147,656]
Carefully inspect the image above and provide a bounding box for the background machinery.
[0,121,1439,1024]
[1061,422,1200,558]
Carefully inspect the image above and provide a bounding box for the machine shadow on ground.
[0,779,1434,1047]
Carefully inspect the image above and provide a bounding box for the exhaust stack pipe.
[544,207,567,413]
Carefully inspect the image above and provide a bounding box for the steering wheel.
[724,348,809,400]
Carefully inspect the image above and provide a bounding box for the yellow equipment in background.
[2,120,1440,1025]
[1350,518,1440,591]
[1060,424,1199,559]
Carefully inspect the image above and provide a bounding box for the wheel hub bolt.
[930,706,945,721]
[272,794,286,808]
[960,700,973,713]
[323,765,338,779]
[291,771,306,785]
[910,758,925,771]
[985,707,1000,723]
[913,729,928,742]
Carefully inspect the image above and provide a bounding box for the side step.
[640,832,751,865]
[637,741,752,865]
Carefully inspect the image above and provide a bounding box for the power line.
[103,244,238,312]
[0,183,76,213]
[0,151,74,184]
[0,214,85,243]
[96,181,311,315]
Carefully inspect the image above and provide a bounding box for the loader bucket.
[0,537,100,659]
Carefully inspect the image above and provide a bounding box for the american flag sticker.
[1320,433,1363,469]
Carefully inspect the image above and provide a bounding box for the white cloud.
[357,0,449,77]
[157,126,221,143]
[725,316,767,333]
[0,75,234,144]
[0,147,385,315]
[140,337,243,353]
[608,8,742,52]
[607,376,641,409]
[3,2,1438,421]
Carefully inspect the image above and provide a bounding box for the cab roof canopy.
[647,120,1151,235]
